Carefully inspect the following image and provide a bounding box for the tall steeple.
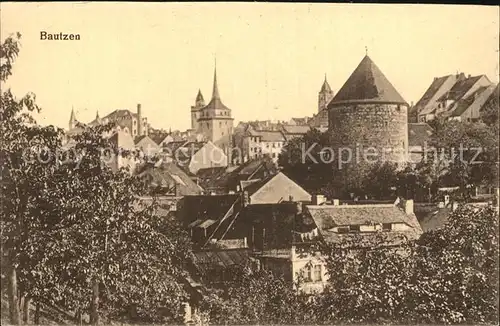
[69,107,77,130]
[96,110,100,120]
[320,73,333,93]
[212,58,220,100]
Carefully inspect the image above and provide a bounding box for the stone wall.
[328,103,408,164]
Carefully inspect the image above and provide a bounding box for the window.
[349,225,360,232]
[382,223,392,231]
[337,227,349,234]
[302,266,312,282]
[313,265,322,282]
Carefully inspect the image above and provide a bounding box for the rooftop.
[329,55,407,106]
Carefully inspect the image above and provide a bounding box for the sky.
[1,3,499,131]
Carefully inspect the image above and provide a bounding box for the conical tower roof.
[320,74,332,93]
[196,89,204,102]
[329,55,407,106]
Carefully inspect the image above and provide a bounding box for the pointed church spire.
[69,106,76,122]
[212,58,220,100]
[320,74,332,93]
[96,110,100,120]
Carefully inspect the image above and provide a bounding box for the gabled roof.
[246,172,312,204]
[196,157,276,192]
[450,84,497,117]
[412,74,461,116]
[103,109,138,120]
[108,131,135,151]
[137,162,203,196]
[408,123,433,147]
[329,55,407,106]
[438,75,487,102]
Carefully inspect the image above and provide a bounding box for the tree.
[1,32,66,325]
[1,33,191,324]
[316,205,498,324]
[429,120,499,199]
[278,128,333,195]
[201,268,318,325]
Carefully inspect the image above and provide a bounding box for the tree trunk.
[90,280,100,325]
[23,295,31,324]
[75,309,83,325]
[7,263,21,325]
[34,302,40,324]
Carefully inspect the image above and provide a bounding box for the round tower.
[328,55,409,166]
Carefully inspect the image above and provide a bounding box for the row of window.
[336,223,393,234]
[200,110,230,118]
[302,264,323,282]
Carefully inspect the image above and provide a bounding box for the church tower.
[197,65,234,150]
[318,74,334,112]
[191,89,205,130]
[69,107,77,130]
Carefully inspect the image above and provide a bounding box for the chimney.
[242,190,250,207]
[296,201,302,214]
[289,195,294,202]
[411,101,414,107]
[137,103,143,136]
[332,199,340,206]
[468,74,471,79]
[312,194,326,205]
[405,199,414,215]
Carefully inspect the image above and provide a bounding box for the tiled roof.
[408,123,433,147]
[306,204,422,247]
[137,162,203,196]
[192,249,252,273]
[248,129,286,142]
[196,157,275,192]
[330,55,407,106]
[103,109,137,120]
[281,125,311,135]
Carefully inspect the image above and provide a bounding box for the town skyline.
[1,3,498,131]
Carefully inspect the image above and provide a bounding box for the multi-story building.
[191,66,234,152]
[68,103,149,138]
[412,73,495,123]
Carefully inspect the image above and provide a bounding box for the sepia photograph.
[1,2,499,325]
